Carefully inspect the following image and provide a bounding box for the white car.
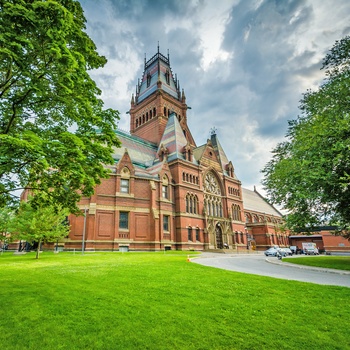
[264,248,279,256]
[280,248,293,256]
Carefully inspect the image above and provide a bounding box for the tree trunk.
[36,240,41,259]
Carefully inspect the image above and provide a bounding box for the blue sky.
[80,0,350,194]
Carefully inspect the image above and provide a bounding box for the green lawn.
[283,256,350,270]
[0,252,348,350]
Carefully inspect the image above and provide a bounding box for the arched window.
[162,175,169,200]
[232,205,241,221]
[185,193,198,214]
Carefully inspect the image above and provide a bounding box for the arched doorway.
[215,224,223,249]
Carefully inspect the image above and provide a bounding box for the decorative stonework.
[204,172,221,195]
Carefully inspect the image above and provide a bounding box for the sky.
[80,0,350,195]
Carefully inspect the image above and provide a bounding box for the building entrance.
[215,224,223,249]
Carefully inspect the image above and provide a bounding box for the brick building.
[66,49,288,252]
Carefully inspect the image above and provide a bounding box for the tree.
[0,0,120,213]
[0,206,14,248]
[10,200,70,259]
[262,36,350,238]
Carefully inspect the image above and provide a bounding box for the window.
[232,204,241,221]
[119,212,129,229]
[196,228,200,241]
[147,72,151,87]
[163,215,169,232]
[165,69,170,84]
[185,194,198,214]
[162,185,168,199]
[188,227,192,241]
[120,179,129,193]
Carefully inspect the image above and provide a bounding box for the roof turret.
[135,46,181,104]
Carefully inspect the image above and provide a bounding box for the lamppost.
[82,207,88,255]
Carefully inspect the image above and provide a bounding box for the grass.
[0,251,349,350]
[283,256,350,271]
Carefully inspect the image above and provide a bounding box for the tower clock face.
[204,173,220,194]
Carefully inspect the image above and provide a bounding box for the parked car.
[264,248,279,256]
[289,246,297,254]
[305,247,319,255]
[280,248,293,256]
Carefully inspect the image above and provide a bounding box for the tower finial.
[157,41,159,53]
[144,53,146,68]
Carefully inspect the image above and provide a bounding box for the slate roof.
[113,130,157,169]
[241,187,282,217]
[157,113,196,163]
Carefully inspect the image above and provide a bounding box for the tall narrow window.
[163,215,169,231]
[162,185,168,199]
[120,179,129,193]
[119,212,129,229]
[188,227,192,241]
[147,72,151,87]
[165,69,170,84]
[196,228,200,241]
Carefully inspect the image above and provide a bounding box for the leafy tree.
[0,0,120,213]
[0,206,14,248]
[10,200,70,259]
[262,36,350,238]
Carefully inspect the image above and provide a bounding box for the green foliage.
[0,206,14,243]
[0,252,348,349]
[262,36,350,237]
[10,200,69,258]
[0,0,121,213]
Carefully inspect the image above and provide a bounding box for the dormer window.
[165,69,170,84]
[147,72,151,87]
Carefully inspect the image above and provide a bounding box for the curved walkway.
[192,253,350,288]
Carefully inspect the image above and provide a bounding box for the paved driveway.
[192,253,350,288]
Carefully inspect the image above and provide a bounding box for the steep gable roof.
[210,133,230,173]
[242,187,282,217]
[156,113,193,163]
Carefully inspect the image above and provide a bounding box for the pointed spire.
[144,53,146,68]
[181,88,186,102]
[131,93,135,106]
[157,41,160,53]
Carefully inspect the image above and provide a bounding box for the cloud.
[80,0,350,196]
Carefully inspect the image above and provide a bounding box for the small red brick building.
[289,227,350,254]
[65,49,288,252]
